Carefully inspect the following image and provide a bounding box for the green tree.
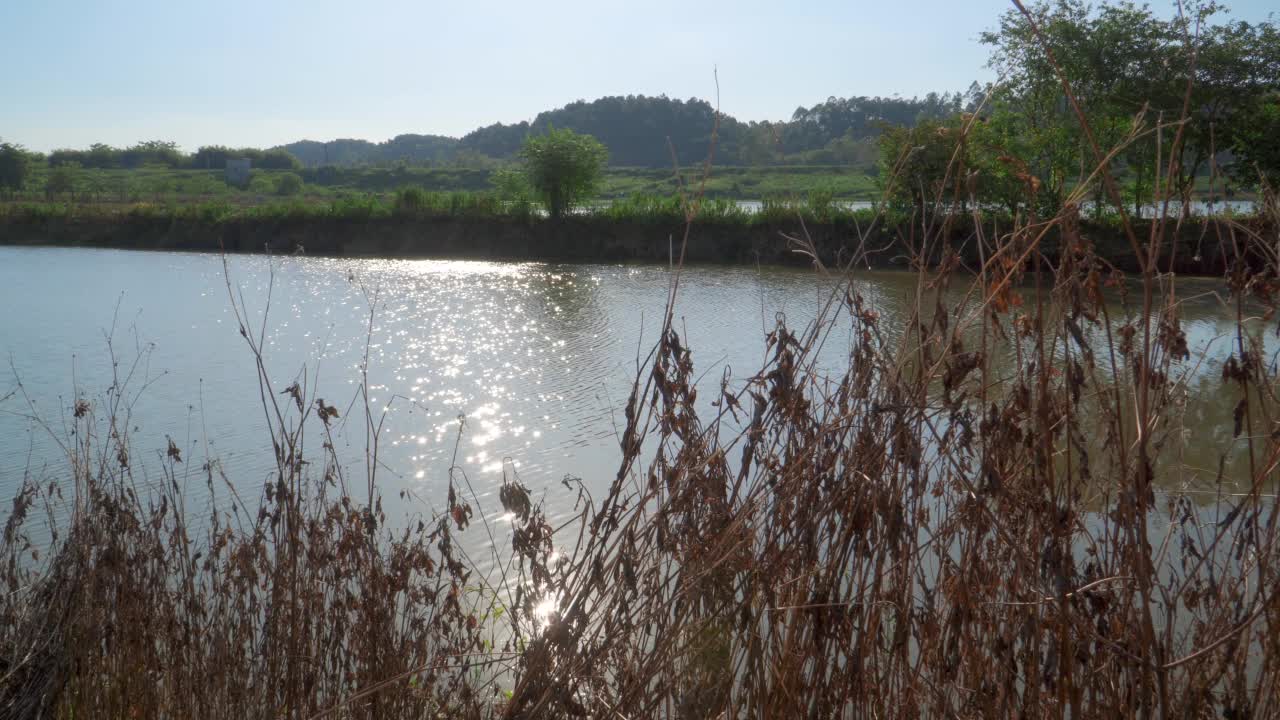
[981,1,1280,213]
[1230,92,1280,190]
[275,172,304,196]
[490,167,535,217]
[0,141,32,196]
[258,149,302,170]
[121,140,182,168]
[193,145,233,169]
[86,143,120,169]
[739,122,780,166]
[46,163,79,199]
[877,118,966,215]
[516,127,608,218]
[981,0,1158,212]
[979,114,1052,216]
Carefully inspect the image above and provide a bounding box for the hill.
[276,92,966,168]
[279,134,459,168]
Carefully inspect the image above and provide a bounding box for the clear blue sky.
[1,0,1274,152]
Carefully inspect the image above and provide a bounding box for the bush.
[45,164,78,200]
[516,127,608,218]
[275,173,304,196]
[394,186,429,214]
[0,142,31,196]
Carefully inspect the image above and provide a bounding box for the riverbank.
[1,199,1271,274]
[4,164,883,204]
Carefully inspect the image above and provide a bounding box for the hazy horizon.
[3,0,1275,153]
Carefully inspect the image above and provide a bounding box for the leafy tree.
[279,135,457,168]
[275,172,304,196]
[967,109,1050,216]
[981,1,1151,212]
[981,0,1280,212]
[121,140,182,168]
[824,133,879,166]
[192,145,233,169]
[784,94,962,157]
[49,143,122,169]
[1231,92,1280,189]
[491,167,532,199]
[46,163,79,199]
[877,119,966,215]
[489,167,536,217]
[0,141,32,196]
[86,143,121,169]
[192,146,301,171]
[739,122,780,166]
[516,127,608,218]
[258,149,302,170]
[1179,14,1280,194]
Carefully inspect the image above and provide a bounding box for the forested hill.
[280,134,458,169]
[456,96,732,167]
[276,92,965,168]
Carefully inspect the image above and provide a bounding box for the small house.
[225,158,251,188]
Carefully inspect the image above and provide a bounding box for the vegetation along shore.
[0,191,1271,275]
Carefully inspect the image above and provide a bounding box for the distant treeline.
[41,141,302,171]
[279,93,967,169]
[12,92,963,176]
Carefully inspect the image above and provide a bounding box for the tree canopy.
[279,134,456,168]
[976,0,1280,209]
[0,141,32,195]
[1232,91,1280,189]
[43,142,302,171]
[514,127,608,219]
[878,0,1280,216]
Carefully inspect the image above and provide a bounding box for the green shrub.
[275,173,304,196]
[394,186,430,214]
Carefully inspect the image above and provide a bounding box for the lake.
[0,245,1264,556]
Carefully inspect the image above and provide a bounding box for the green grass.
[598,165,881,200]
[8,164,885,206]
[8,161,1249,215]
[0,187,889,227]
[17,166,341,204]
[3,163,1252,232]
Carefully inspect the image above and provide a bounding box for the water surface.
[0,246,1263,551]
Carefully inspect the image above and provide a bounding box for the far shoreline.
[0,209,1270,277]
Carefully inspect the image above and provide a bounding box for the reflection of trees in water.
[520,266,613,389]
[1168,369,1261,498]
[1042,369,1262,511]
[517,264,616,432]
[523,264,604,332]
[837,271,1273,505]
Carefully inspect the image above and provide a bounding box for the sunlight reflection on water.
[0,246,1269,571]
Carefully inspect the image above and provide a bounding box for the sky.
[1,0,1275,152]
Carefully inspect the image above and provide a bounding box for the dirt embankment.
[0,213,1264,275]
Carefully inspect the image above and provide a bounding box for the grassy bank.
[0,191,1271,275]
[9,163,1245,209]
[4,164,883,206]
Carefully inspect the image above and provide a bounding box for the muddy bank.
[0,213,1264,274]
